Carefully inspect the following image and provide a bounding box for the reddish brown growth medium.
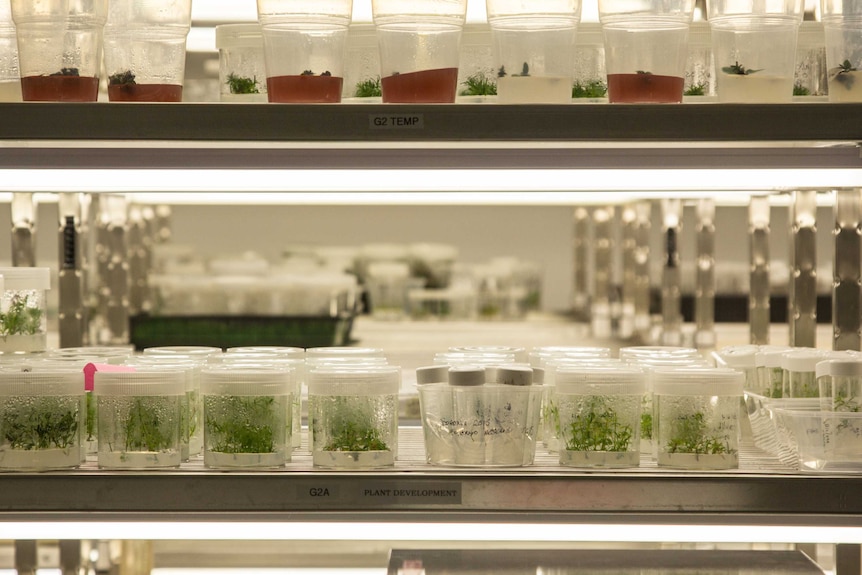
[266,75,343,103]
[607,73,684,103]
[21,76,99,102]
[108,84,183,102]
[381,68,458,103]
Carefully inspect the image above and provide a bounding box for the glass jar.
[822,0,862,102]
[216,23,268,102]
[555,366,644,468]
[0,267,50,354]
[201,367,292,469]
[653,367,744,469]
[95,370,185,469]
[308,365,400,469]
[0,371,82,470]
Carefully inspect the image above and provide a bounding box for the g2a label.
[369,114,425,129]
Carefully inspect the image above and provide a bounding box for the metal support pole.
[98,196,130,345]
[59,540,82,575]
[749,195,771,345]
[634,201,652,339]
[572,207,590,321]
[58,193,84,348]
[661,199,683,346]
[790,190,818,348]
[834,188,862,351]
[14,540,37,575]
[695,198,715,349]
[836,543,862,575]
[620,204,637,339]
[11,192,37,267]
[592,206,614,338]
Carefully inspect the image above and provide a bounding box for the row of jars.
[1,0,860,104]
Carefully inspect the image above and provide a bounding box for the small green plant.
[640,411,653,440]
[2,397,78,450]
[0,293,43,338]
[354,76,382,98]
[722,61,761,76]
[834,391,861,412]
[572,79,608,98]
[564,396,633,452]
[85,392,96,442]
[226,73,260,95]
[318,396,389,452]
[665,411,733,455]
[684,83,706,96]
[793,82,811,96]
[766,368,784,398]
[207,395,280,454]
[460,71,497,96]
[498,62,530,77]
[109,71,136,86]
[123,398,176,453]
[832,59,858,89]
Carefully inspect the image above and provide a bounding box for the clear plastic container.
[708,0,804,102]
[408,243,458,289]
[257,0,352,103]
[713,345,758,391]
[144,345,223,358]
[366,261,411,320]
[755,347,792,398]
[653,367,744,469]
[216,23,268,102]
[11,0,107,101]
[95,370,185,469]
[306,346,386,360]
[822,0,862,102]
[372,0,468,103]
[0,267,50,354]
[201,367,292,468]
[408,287,476,321]
[782,349,829,399]
[0,0,21,101]
[555,366,644,468]
[103,0,192,102]
[598,0,695,103]
[307,366,400,469]
[0,371,82,470]
[817,358,862,412]
[486,0,581,104]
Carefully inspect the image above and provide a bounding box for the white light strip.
[1,522,861,544]
[0,169,857,198]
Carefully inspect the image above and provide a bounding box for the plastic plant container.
[822,0,862,102]
[216,24,268,102]
[0,371,82,470]
[447,365,487,466]
[95,370,185,469]
[257,0,352,103]
[372,0,468,103]
[484,365,541,466]
[598,0,695,103]
[306,346,386,360]
[103,0,191,102]
[744,391,819,456]
[773,407,862,472]
[708,0,804,102]
[0,267,50,354]
[713,345,758,391]
[144,345,223,358]
[653,367,744,469]
[415,365,453,464]
[555,366,644,468]
[755,347,791,398]
[366,261,411,320]
[408,288,476,321]
[0,0,21,101]
[307,366,400,469]
[817,358,862,412]
[782,349,829,399]
[408,243,458,289]
[486,0,582,104]
[11,0,107,101]
[201,367,292,469]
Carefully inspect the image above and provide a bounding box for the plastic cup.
[257,0,352,103]
[216,24,268,102]
[487,0,581,104]
[822,0,862,102]
[11,0,107,102]
[708,0,803,103]
[599,0,695,103]
[103,0,191,102]
[372,0,468,103]
[0,0,20,101]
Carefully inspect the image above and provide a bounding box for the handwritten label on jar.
[369,114,425,130]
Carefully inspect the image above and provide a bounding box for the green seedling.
[123,397,176,453]
[572,79,608,98]
[0,293,43,338]
[318,397,389,452]
[226,73,260,95]
[207,395,280,454]
[565,396,634,452]
[460,71,497,96]
[722,61,761,75]
[665,411,733,455]
[793,82,811,96]
[354,76,382,98]
[684,83,706,96]
[832,59,857,90]
[2,397,78,450]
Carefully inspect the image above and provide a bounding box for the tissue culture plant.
[122,397,176,454]
[683,83,706,96]
[564,396,634,453]
[316,396,389,452]
[354,76,382,97]
[460,71,497,96]
[665,411,733,456]
[0,293,42,338]
[206,395,280,454]
[226,73,260,94]
[2,397,78,450]
[572,79,607,98]
[722,61,761,75]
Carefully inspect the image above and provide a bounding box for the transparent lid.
[215,23,263,50]
[94,371,186,396]
[619,346,700,361]
[306,346,385,359]
[50,346,133,359]
[307,365,401,395]
[755,348,792,368]
[144,346,222,357]
[0,267,50,290]
[448,365,485,387]
[714,345,758,368]
[434,352,516,366]
[227,346,305,357]
[781,349,830,373]
[816,358,862,379]
[555,366,645,395]
[23,357,96,371]
[0,371,82,396]
[416,365,449,385]
[200,367,292,396]
[652,367,744,396]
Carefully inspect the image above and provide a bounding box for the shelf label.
[296,483,341,501]
[355,481,461,505]
[369,114,425,130]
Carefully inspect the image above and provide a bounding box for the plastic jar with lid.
[201,367,293,469]
[755,347,792,398]
[713,345,758,391]
[652,368,744,470]
[0,371,82,470]
[95,370,185,469]
[307,366,400,469]
[0,267,50,353]
[817,358,862,412]
[415,364,454,465]
[483,365,542,466]
[555,366,645,468]
[216,23,268,102]
[782,349,833,399]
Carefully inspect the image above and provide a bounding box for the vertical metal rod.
[695,198,716,349]
[661,199,683,346]
[836,543,862,575]
[834,188,862,351]
[749,195,771,345]
[634,201,652,339]
[59,540,82,575]
[10,192,37,267]
[14,540,37,575]
[592,206,614,338]
[154,204,172,244]
[620,203,637,339]
[127,205,147,316]
[572,207,590,321]
[98,196,129,345]
[58,193,84,348]
[790,190,818,348]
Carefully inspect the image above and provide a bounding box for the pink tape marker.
[84,363,136,392]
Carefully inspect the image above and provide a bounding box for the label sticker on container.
[369,114,424,130]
